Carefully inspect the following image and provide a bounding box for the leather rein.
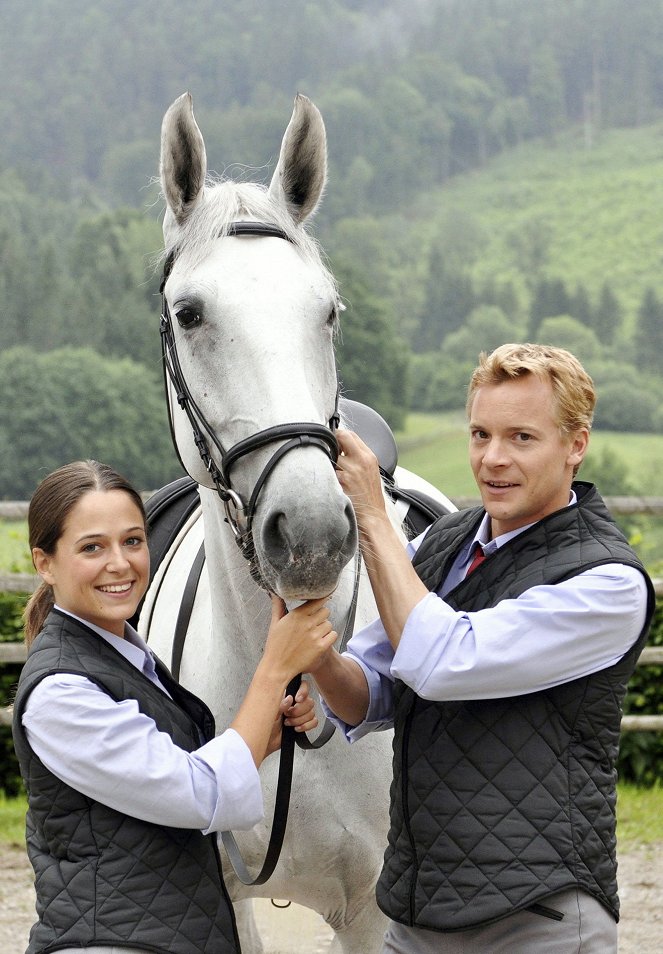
[159,221,360,885]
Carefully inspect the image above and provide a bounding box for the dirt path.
[1,843,661,952]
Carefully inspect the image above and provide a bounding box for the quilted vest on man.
[376,482,655,934]
[12,609,241,954]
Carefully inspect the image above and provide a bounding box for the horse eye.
[175,307,203,329]
[326,306,338,328]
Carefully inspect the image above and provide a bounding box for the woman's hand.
[265,680,318,758]
[262,596,337,683]
[233,600,335,768]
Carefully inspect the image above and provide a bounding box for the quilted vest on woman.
[376,483,655,934]
[12,609,241,954]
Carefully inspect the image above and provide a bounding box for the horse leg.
[324,890,390,954]
[233,898,265,954]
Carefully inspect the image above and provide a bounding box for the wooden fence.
[1,497,663,731]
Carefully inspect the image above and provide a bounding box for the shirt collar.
[468,489,578,558]
[54,605,158,677]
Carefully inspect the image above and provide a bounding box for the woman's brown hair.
[24,461,146,646]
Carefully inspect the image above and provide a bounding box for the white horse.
[140,91,454,953]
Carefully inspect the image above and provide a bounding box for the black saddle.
[340,398,453,537]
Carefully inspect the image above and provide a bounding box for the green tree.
[442,305,520,364]
[579,446,634,495]
[592,282,622,346]
[333,261,410,430]
[415,247,476,353]
[593,381,659,433]
[529,278,572,336]
[67,208,163,366]
[634,287,663,375]
[570,284,593,329]
[506,217,552,289]
[0,347,181,498]
[536,315,603,364]
[591,358,663,431]
[527,45,566,139]
[408,352,473,413]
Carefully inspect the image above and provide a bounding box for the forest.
[1,0,663,496]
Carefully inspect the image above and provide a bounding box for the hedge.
[619,597,663,785]
[1,591,663,795]
[0,591,28,796]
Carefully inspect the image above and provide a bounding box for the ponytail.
[23,582,55,648]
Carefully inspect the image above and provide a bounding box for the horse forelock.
[162,179,337,295]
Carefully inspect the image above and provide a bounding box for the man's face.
[468,375,588,539]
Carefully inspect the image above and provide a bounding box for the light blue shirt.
[22,608,263,833]
[326,504,649,741]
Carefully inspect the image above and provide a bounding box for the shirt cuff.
[196,728,264,833]
[321,653,395,742]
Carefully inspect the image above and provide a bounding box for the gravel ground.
[1,843,661,953]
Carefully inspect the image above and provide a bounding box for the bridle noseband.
[159,221,340,587]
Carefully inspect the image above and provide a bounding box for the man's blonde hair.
[466,343,596,434]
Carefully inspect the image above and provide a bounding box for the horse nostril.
[343,497,357,530]
[262,511,290,562]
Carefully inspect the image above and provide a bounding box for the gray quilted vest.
[12,609,241,954]
[377,482,655,933]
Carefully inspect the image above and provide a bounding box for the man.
[312,344,655,953]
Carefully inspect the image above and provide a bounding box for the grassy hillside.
[413,121,663,325]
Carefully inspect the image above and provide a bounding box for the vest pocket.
[526,902,565,921]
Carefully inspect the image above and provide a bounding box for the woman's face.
[32,489,149,638]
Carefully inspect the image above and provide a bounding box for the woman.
[12,459,337,954]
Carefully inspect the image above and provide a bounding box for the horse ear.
[160,92,207,225]
[268,94,327,224]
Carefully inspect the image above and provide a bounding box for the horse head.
[159,93,357,600]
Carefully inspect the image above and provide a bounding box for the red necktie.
[466,544,486,576]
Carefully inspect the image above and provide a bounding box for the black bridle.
[159,220,341,588]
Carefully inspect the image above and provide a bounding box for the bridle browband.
[159,220,341,587]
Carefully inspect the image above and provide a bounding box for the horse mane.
[162,179,338,296]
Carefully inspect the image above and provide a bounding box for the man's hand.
[265,680,318,758]
[335,429,388,532]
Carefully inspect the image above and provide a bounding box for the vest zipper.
[400,696,419,925]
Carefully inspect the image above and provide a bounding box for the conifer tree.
[634,287,663,374]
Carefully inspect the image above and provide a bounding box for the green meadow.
[0,522,32,575]
[417,121,663,323]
